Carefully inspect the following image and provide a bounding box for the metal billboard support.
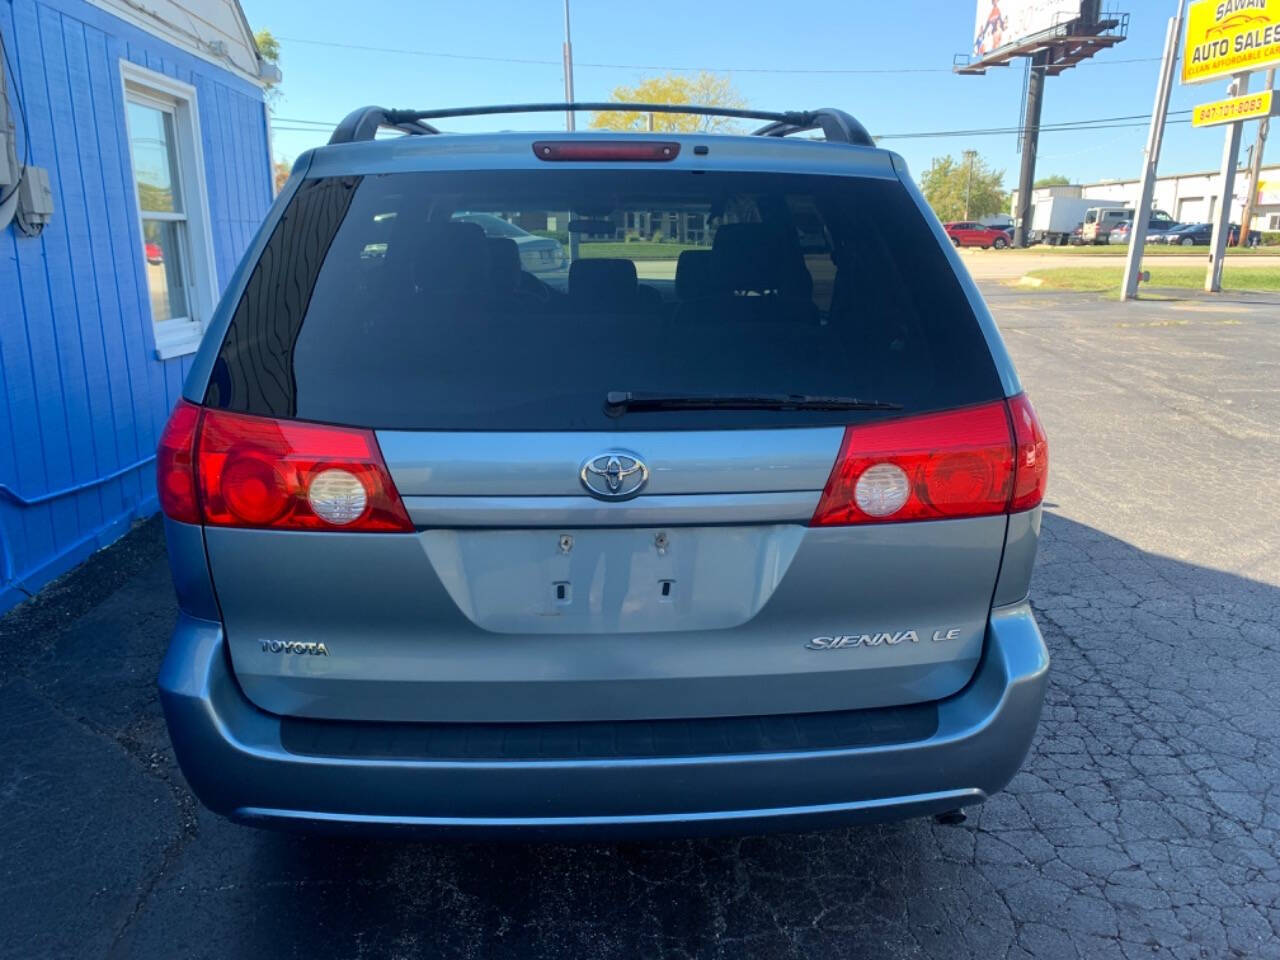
[1121,2,1186,300]
[956,7,1128,245]
[1205,72,1250,292]
[1013,52,1047,248]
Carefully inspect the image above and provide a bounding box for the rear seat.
[486,237,554,305]
[569,259,661,315]
[677,223,818,324]
[384,220,492,302]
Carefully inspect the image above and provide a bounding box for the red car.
[944,221,1011,249]
[145,242,164,264]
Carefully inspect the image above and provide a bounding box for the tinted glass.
[207,170,1002,430]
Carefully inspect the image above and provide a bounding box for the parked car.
[1159,222,1259,247]
[944,221,1011,249]
[1080,205,1130,243]
[1083,206,1175,244]
[452,211,566,273]
[1109,218,1183,245]
[1163,223,1210,246]
[1067,222,1085,246]
[144,242,163,264]
[156,103,1050,838]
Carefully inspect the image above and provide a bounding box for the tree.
[254,29,281,106]
[1034,174,1071,188]
[919,151,1008,222]
[274,159,291,194]
[589,72,746,133]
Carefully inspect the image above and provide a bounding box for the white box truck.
[1029,197,1126,246]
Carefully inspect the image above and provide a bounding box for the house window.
[121,64,217,359]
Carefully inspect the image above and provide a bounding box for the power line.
[275,34,1162,76]
[876,111,1194,140]
[270,110,1196,141]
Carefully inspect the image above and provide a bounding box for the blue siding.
[1,0,272,611]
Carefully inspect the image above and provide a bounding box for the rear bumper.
[158,602,1048,838]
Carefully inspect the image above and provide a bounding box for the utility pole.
[1013,51,1047,248]
[562,0,575,131]
[1239,67,1275,243]
[964,151,975,220]
[1206,71,1250,292]
[1122,0,1186,300]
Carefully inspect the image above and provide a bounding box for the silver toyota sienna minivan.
[156,103,1049,836]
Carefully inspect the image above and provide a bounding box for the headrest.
[486,237,522,289]
[569,258,638,302]
[711,223,812,298]
[675,249,714,300]
[388,220,490,294]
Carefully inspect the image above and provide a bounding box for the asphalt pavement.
[2,284,1278,959]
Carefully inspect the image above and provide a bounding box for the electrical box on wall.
[16,165,54,235]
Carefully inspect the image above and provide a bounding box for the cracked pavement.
[2,286,1278,959]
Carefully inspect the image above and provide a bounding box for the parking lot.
[3,282,1278,960]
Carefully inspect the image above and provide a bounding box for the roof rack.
[328,103,874,147]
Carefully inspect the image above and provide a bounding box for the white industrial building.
[1015,164,1280,231]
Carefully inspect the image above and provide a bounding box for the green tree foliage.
[1035,174,1072,188]
[589,72,746,133]
[254,29,281,106]
[920,151,1008,222]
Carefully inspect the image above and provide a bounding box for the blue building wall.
[0,0,273,611]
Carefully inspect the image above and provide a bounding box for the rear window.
[205,170,1002,430]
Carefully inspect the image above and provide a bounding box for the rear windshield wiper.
[604,391,903,416]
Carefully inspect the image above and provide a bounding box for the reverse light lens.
[853,462,910,517]
[307,468,369,525]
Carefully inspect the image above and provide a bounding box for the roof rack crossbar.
[329,103,874,146]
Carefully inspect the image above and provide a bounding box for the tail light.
[156,401,412,532]
[811,396,1047,526]
[1007,393,1049,511]
[156,400,201,524]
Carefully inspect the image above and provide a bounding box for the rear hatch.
[196,154,1014,723]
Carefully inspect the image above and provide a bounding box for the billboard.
[1182,0,1280,85]
[973,0,1083,58]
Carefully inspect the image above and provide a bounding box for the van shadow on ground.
[2,513,1277,960]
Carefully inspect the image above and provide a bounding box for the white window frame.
[120,61,219,360]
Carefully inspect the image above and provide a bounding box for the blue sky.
[240,0,1258,188]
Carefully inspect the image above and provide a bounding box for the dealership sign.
[1182,0,1280,85]
[973,0,1083,58]
[1191,89,1277,125]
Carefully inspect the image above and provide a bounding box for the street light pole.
[562,0,575,131]
[965,151,974,220]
